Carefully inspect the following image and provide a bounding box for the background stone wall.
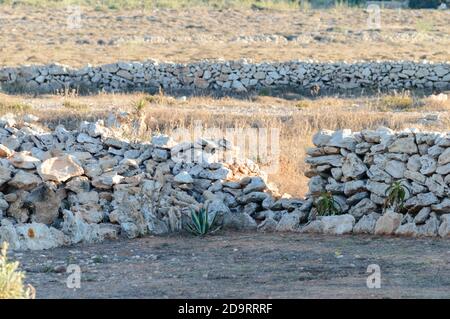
[305,128,450,237]
[1,60,449,94]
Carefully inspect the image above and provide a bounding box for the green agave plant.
[185,206,220,236]
[316,192,342,216]
[384,181,409,213]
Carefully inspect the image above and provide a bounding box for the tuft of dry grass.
[379,93,415,111]
[0,242,35,299]
[0,94,33,115]
[62,100,90,111]
[295,100,312,110]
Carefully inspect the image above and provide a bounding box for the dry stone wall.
[1,112,449,250]
[1,60,449,94]
[304,128,450,238]
[0,112,310,250]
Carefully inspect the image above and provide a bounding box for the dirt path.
[11,232,450,299]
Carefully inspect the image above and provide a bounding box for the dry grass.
[0,0,304,10]
[1,91,448,197]
[379,93,415,111]
[0,6,448,67]
[0,243,35,299]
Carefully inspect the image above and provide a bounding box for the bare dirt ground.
[0,6,449,67]
[10,232,449,299]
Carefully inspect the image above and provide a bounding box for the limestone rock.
[0,222,21,250]
[243,176,266,194]
[438,214,450,238]
[6,190,30,223]
[417,214,439,237]
[15,223,65,250]
[0,166,13,186]
[65,176,91,193]
[388,137,418,154]
[92,172,124,189]
[405,192,439,208]
[431,199,450,214]
[419,155,437,175]
[26,183,61,225]
[343,180,366,196]
[8,171,42,190]
[173,171,193,184]
[395,222,418,237]
[384,160,406,179]
[312,130,333,146]
[276,211,303,232]
[61,210,104,244]
[414,207,430,224]
[9,152,41,169]
[257,218,277,232]
[437,147,450,165]
[349,198,378,219]
[223,213,257,231]
[0,144,14,158]
[321,214,355,235]
[374,211,402,235]
[299,220,324,234]
[353,212,380,234]
[342,154,366,179]
[38,155,84,183]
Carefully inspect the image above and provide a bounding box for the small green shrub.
[315,192,342,216]
[0,242,35,299]
[185,206,220,236]
[384,181,409,213]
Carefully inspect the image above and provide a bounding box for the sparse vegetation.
[380,93,415,111]
[295,100,312,109]
[0,0,305,10]
[0,101,32,114]
[0,242,35,299]
[315,192,342,216]
[63,100,90,111]
[132,97,149,116]
[384,181,409,213]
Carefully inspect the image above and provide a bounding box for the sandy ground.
[10,232,449,299]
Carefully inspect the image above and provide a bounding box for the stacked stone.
[0,60,449,94]
[0,113,306,250]
[304,128,450,238]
